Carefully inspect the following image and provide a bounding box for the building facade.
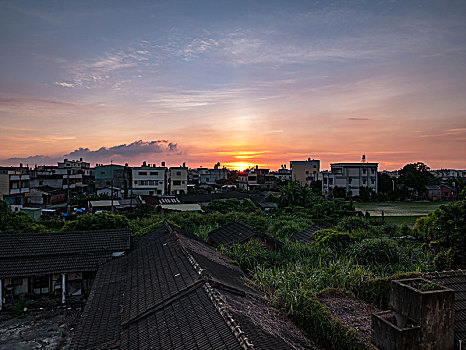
[199,163,229,186]
[0,168,30,211]
[132,162,167,195]
[169,166,188,195]
[321,162,378,197]
[237,167,276,190]
[95,164,131,190]
[290,158,320,186]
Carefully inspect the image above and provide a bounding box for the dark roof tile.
[208,221,281,248]
[290,225,327,243]
[71,222,313,350]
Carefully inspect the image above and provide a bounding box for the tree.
[398,162,437,195]
[332,186,346,199]
[413,201,466,269]
[278,181,313,208]
[358,186,377,201]
[0,200,46,233]
[62,211,129,231]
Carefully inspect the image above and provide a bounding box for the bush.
[351,238,404,266]
[313,229,354,252]
[0,200,46,233]
[288,290,368,350]
[413,200,466,269]
[336,216,369,233]
[62,211,129,231]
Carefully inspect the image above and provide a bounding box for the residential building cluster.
[1,155,464,214]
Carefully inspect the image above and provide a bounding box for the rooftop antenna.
[362,154,366,163]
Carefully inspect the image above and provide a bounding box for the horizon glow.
[1,0,465,171]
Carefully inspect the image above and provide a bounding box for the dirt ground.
[0,307,81,350]
[317,290,380,348]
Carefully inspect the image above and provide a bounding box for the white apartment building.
[169,166,188,195]
[321,162,378,197]
[132,162,167,195]
[199,163,229,186]
[273,167,291,182]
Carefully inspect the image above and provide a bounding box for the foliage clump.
[413,200,466,269]
[0,200,46,233]
[62,211,129,231]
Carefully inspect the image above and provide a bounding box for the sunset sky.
[1,0,465,170]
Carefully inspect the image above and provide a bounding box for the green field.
[354,201,443,227]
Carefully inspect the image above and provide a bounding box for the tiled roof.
[0,229,130,258]
[71,222,313,350]
[289,225,327,243]
[424,270,466,346]
[0,229,130,277]
[0,253,115,278]
[208,220,281,248]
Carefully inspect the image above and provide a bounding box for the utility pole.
[130,189,133,212]
[67,172,70,214]
[111,177,114,213]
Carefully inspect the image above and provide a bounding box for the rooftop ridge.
[0,227,131,238]
[203,282,255,350]
[173,224,256,349]
[423,269,466,279]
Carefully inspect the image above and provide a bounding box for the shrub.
[336,216,370,233]
[350,238,404,266]
[63,211,129,231]
[313,229,354,252]
[413,200,466,269]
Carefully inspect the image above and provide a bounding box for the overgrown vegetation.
[1,192,462,350]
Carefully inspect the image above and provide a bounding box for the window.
[100,171,105,175]
[371,168,375,174]
[176,171,181,176]
[362,168,367,174]
[138,171,147,176]
[12,277,23,285]
[305,171,309,174]
[173,180,181,186]
[150,172,158,176]
[348,177,352,184]
[363,179,367,185]
[371,179,375,185]
[329,178,333,185]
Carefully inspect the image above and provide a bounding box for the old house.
[208,220,282,249]
[289,225,328,244]
[70,222,312,349]
[425,184,457,201]
[0,229,130,310]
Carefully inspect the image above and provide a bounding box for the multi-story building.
[58,158,91,171]
[95,164,131,190]
[132,161,167,196]
[237,166,276,190]
[0,167,30,211]
[273,167,291,182]
[169,165,188,195]
[199,163,229,186]
[430,169,466,180]
[290,158,320,186]
[321,161,378,197]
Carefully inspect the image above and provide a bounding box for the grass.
[354,201,442,217]
[369,216,419,227]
